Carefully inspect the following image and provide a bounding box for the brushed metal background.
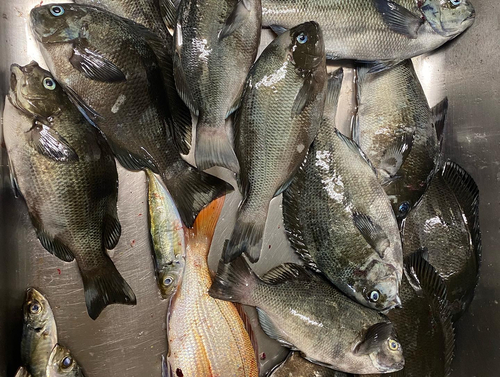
[1,0,498,376]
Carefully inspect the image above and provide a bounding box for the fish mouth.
[8,64,23,111]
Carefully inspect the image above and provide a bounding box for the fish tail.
[195,120,239,173]
[162,163,233,228]
[188,195,226,249]
[224,207,266,263]
[80,256,136,320]
[209,249,258,306]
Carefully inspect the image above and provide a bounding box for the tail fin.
[209,251,258,306]
[80,256,136,320]
[195,122,239,172]
[162,164,232,228]
[224,206,267,263]
[187,195,225,257]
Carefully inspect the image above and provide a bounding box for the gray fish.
[261,0,475,68]
[174,0,262,171]
[224,21,327,263]
[401,161,481,319]
[270,352,352,377]
[283,71,403,311]
[360,253,455,377]
[209,257,405,374]
[6,62,135,319]
[30,4,231,228]
[46,344,86,377]
[73,0,193,155]
[146,169,185,300]
[354,60,447,220]
[21,288,57,377]
[15,367,31,377]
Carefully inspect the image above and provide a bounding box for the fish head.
[353,261,402,311]
[287,21,325,71]
[30,4,89,44]
[23,288,54,333]
[158,264,183,299]
[419,0,475,37]
[355,322,405,373]
[9,62,67,120]
[47,344,83,377]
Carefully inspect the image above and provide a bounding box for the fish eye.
[50,5,65,17]
[43,77,56,90]
[61,356,72,369]
[388,339,400,351]
[163,276,173,286]
[398,201,410,216]
[449,0,461,5]
[29,302,41,314]
[368,290,380,302]
[296,33,308,44]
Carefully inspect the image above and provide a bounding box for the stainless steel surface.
[0,1,499,376]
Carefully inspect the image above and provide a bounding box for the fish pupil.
[296,33,308,44]
[50,6,65,16]
[62,356,72,368]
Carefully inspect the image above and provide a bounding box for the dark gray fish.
[269,352,352,377]
[283,71,403,311]
[174,0,261,171]
[30,4,231,228]
[225,21,327,263]
[20,288,57,377]
[360,252,455,377]
[354,60,447,220]
[210,256,404,374]
[261,0,475,69]
[401,161,481,319]
[73,0,193,155]
[46,344,86,377]
[6,62,135,319]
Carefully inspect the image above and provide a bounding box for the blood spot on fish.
[268,245,272,249]
[260,352,266,360]
[176,368,183,377]
[130,239,136,246]
[57,268,61,275]
[138,213,142,216]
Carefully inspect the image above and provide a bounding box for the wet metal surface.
[1,0,499,376]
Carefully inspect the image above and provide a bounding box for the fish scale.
[261,0,474,62]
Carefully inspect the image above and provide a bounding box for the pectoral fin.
[353,212,390,257]
[219,0,252,40]
[70,42,126,82]
[30,121,79,163]
[374,0,424,39]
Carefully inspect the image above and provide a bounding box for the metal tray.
[1,1,498,376]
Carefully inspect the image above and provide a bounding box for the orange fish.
[166,195,258,377]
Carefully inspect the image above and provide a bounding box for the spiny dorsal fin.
[261,263,312,285]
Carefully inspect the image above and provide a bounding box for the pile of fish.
[3,0,481,375]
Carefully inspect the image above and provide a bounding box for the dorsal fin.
[261,263,312,285]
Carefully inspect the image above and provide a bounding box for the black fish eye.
[43,77,56,90]
[163,277,173,286]
[61,356,72,368]
[369,290,380,302]
[30,302,41,314]
[398,201,410,215]
[296,33,308,44]
[50,5,65,16]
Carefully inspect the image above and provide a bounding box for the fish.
[6,62,136,319]
[20,288,57,377]
[73,0,193,155]
[261,0,475,69]
[46,344,86,377]
[174,0,262,171]
[269,352,352,377]
[30,4,231,228]
[401,161,481,319]
[225,21,328,263]
[167,197,259,377]
[210,256,405,374]
[282,71,403,311]
[146,169,185,300]
[15,367,31,377]
[360,252,455,377]
[353,60,448,220]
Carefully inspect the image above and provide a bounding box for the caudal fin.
[80,256,136,320]
[209,250,258,306]
[224,209,266,263]
[163,164,232,228]
[195,123,239,172]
